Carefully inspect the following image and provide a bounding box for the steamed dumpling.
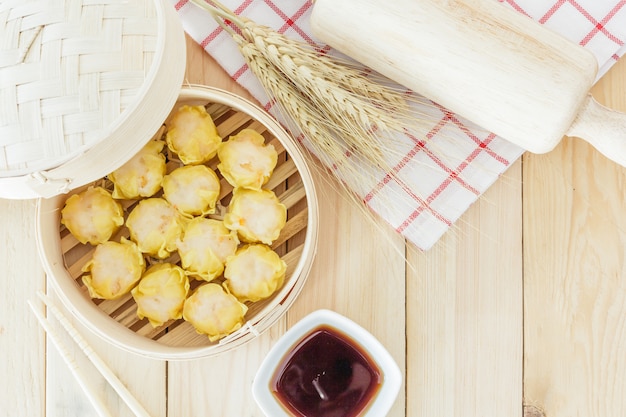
[165,105,222,165]
[162,165,220,217]
[131,263,190,327]
[126,198,185,259]
[81,238,146,300]
[61,186,124,245]
[217,128,277,189]
[109,139,166,199]
[223,188,286,245]
[182,283,248,341]
[176,217,239,282]
[223,244,286,303]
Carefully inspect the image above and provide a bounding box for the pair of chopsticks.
[28,291,151,417]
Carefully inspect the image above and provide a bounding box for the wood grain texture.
[2,30,625,417]
[523,57,626,417]
[167,37,408,416]
[166,38,274,417]
[567,94,626,167]
[288,168,407,417]
[0,199,46,417]
[44,285,167,417]
[406,159,523,417]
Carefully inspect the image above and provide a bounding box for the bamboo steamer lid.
[0,0,186,199]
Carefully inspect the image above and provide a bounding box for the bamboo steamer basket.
[1,1,319,359]
[37,85,319,360]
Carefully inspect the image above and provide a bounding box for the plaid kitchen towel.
[171,0,626,250]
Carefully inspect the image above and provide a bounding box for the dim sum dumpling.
[165,105,222,165]
[223,188,286,245]
[131,263,190,328]
[217,128,277,189]
[81,238,145,300]
[182,283,248,341]
[126,198,184,259]
[109,139,166,199]
[61,186,124,245]
[176,218,239,282]
[223,244,286,303]
[162,165,220,217]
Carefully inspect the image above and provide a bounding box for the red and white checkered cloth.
[171,0,626,250]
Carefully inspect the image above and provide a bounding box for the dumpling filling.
[223,188,286,245]
[182,283,248,341]
[132,263,190,328]
[165,105,222,165]
[176,218,239,282]
[217,128,278,189]
[61,186,124,245]
[162,165,221,217]
[223,244,286,303]
[109,139,166,199]
[126,198,185,259]
[81,238,146,300]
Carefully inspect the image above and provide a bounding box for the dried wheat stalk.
[233,34,375,189]
[189,0,438,227]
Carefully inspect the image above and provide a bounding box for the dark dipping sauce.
[271,325,382,417]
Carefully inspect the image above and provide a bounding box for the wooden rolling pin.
[310,0,626,166]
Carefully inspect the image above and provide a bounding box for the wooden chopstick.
[28,299,113,417]
[29,291,151,417]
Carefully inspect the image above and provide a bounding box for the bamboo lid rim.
[0,0,186,199]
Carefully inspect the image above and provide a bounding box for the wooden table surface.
[2,34,626,417]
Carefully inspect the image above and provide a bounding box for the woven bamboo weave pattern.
[0,0,159,175]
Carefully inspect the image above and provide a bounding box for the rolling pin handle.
[567,95,626,167]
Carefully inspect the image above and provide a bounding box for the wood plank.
[523,57,626,416]
[44,286,167,417]
[406,159,523,417]
[167,318,285,416]
[0,200,46,417]
[165,34,275,417]
[167,35,407,416]
[286,168,407,417]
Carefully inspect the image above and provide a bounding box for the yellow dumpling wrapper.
[162,165,220,217]
[217,128,278,189]
[223,188,286,245]
[109,139,166,199]
[223,244,286,303]
[82,238,146,300]
[182,283,248,342]
[131,263,190,328]
[176,217,239,282]
[61,186,124,245]
[126,198,184,259]
[165,105,222,165]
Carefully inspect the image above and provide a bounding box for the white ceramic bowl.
[252,309,402,416]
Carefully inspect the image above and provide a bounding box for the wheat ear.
[189,0,439,239]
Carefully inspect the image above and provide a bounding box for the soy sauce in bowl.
[271,325,382,417]
[252,310,401,417]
